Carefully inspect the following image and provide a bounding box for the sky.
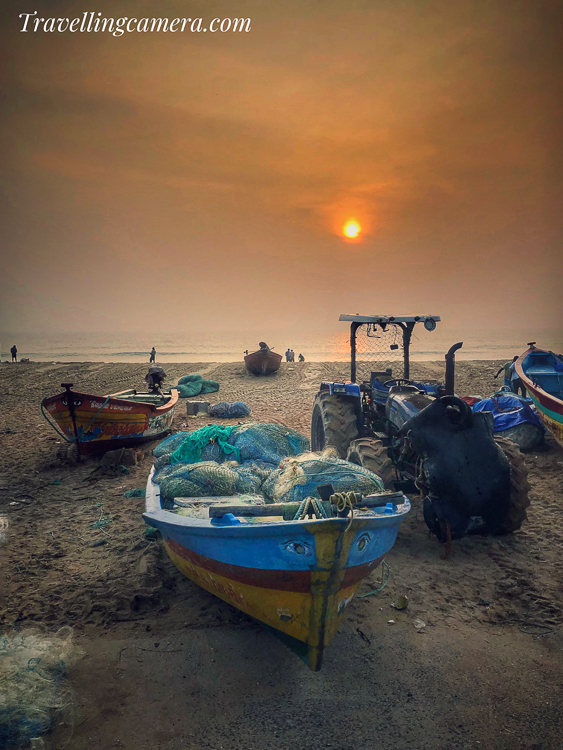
[1,0,562,338]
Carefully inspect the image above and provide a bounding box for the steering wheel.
[384,378,416,388]
[439,395,473,429]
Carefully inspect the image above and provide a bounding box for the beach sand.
[1,360,562,749]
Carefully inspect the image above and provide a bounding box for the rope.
[357,561,391,598]
[293,496,329,520]
[40,403,74,443]
[331,490,358,530]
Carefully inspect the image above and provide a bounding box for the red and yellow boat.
[41,383,178,455]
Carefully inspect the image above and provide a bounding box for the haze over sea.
[1,326,562,364]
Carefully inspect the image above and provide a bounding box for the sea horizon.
[2,326,562,363]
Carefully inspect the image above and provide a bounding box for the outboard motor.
[145,366,166,395]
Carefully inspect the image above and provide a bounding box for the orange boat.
[41,383,178,455]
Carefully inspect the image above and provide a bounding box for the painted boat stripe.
[166,539,384,593]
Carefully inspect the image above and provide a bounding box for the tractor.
[311,314,530,543]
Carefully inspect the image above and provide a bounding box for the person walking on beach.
[10,345,17,363]
[494,356,517,389]
[509,359,527,397]
[149,347,156,363]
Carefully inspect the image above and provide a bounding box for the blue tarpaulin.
[473,392,543,432]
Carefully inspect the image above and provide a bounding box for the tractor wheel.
[493,436,531,534]
[311,392,358,458]
[346,438,396,489]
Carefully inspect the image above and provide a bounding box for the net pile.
[0,627,82,749]
[152,424,310,503]
[231,423,309,464]
[209,401,251,418]
[175,374,220,399]
[263,450,385,504]
[158,461,239,503]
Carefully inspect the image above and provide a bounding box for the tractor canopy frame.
[339,314,441,384]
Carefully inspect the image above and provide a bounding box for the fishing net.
[175,375,220,398]
[230,423,310,464]
[159,461,239,503]
[0,627,83,749]
[200,379,220,394]
[209,401,251,418]
[153,432,189,459]
[153,424,309,502]
[153,423,309,469]
[171,425,239,464]
[263,449,385,504]
[231,461,275,494]
[178,374,203,387]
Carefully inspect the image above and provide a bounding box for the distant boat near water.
[41,383,178,455]
[516,344,563,447]
[244,344,282,375]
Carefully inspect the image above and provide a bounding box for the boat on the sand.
[244,346,282,375]
[143,469,410,670]
[516,344,563,447]
[41,383,178,455]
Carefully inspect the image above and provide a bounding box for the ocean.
[1,327,562,363]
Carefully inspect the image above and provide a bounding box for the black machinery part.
[383,378,416,388]
[402,396,527,541]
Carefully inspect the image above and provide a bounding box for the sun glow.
[343,221,360,238]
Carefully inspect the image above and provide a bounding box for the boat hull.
[516,347,563,447]
[42,388,178,454]
[144,470,410,670]
[244,350,282,375]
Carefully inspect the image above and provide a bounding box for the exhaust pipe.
[444,342,463,396]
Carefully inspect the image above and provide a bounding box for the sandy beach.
[1,359,562,750]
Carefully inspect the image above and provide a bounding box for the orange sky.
[1,0,562,335]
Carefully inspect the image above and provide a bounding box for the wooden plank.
[209,503,300,518]
[208,492,406,518]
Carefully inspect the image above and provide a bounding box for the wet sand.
[1,360,562,749]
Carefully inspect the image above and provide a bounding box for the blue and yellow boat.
[516,344,563,448]
[143,469,410,670]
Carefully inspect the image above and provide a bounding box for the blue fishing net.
[153,432,189,459]
[209,401,251,418]
[229,424,310,464]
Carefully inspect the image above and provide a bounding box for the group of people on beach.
[494,356,526,396]
[285,349,305,362]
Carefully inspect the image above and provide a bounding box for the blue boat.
[143,468,410,670]
[516,344,563,448]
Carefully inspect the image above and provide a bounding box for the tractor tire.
[346,438,396,489]
[311,392,358,458]
[493,436,531,534]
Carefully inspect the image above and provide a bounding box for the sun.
[343,221,361,238]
